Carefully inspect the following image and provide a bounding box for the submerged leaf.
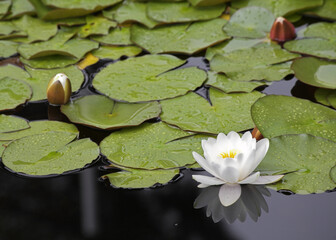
[61,95,161,130]
[100,122,205,169]
[257,134,336,193]
[93,54,207,102]
[131,18,230,54]
[251,95,336,142]
[160,88,264,134]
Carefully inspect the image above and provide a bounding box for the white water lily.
[192,131,284,207]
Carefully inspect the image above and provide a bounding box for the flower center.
[219,150,238,159]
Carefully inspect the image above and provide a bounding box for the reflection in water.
[194,185,270,223]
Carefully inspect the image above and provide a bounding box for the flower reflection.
[192,131,283,206]
[194,184,271,223]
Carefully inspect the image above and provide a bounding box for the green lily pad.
[223,6,275,38]
[0,21,25,37]
[91,45,142,60]
[232,0,323,17]
[20,55,79,69]
[24,65,84,101]
[305,0,336,21]
[188,0,229,7]
[2,132,99,176]
[314,88,334,106]
[327,92,336,109]
[205,38,275,60]
[0,77,32,111]
[93,54,207,102]
[330,165,336,184]
[0,64,30,80]
[11,15,57,43]
[257,134,336,194]
[146,2,226,23]
[206,72,267,93]
[131,18,230,54]
[18,28,98,59]
[300,22,336,41]
[251,95,336,142]
[61,95,161,130]
[4,0,35,19]
[0,120,79,141]
[0,115,29,133]
[284,38,336,60]
[292,57,336,89]
[103,2,158,28]
[102,168,179,189]
[42,0,120,11]
[210,46,299,81]
[76,15,117,38]
[160,88,264,134]
[0,41,19,58]
[100,122,206,169]
[92,27,132,45]
[0,141,7,155]
[0,0,11,17]
[48,17,86,26]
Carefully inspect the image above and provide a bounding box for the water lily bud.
[270,17,296,43]
[47,73,72,105]
[252,126,263,140]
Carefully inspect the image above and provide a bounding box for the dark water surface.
[0,56,335,240]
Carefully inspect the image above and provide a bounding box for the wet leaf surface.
[300,22,336,40]
[76,15,117,38]
[92,26,132,45]
[305,0,336,20]
[0,64,30,80]
[0,41,19,58]
[20,55,79,69]
[0,115,29,133]
[91,45,142,60]
[161,88,264,134]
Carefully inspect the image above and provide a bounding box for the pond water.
[1,56,335,240]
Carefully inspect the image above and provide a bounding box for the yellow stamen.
[220,150,238,159]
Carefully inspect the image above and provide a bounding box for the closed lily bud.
[47,73,72,105]
[270,17,296,43]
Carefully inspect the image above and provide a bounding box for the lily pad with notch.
[251,95,336,142]
[257,134,336,194]
[100,122,207,170]
[160,88,264,134]
[131,18,230,54]
[61,95,161,130]
[291,57,336,89]
[2,131,99,176]
[93,54,207,102]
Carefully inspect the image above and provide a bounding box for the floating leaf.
[61,95,161,130]
[11,15,57,43]
[0,120,78,141]
[0,64,30,80]
[20,55,79,69]
[206,72,267,93]
[92,26,132,45]
[330,165,336,184]
[0,115,29,133]
[315,88,334,106]
[146,2,226,23]
[48,17,86,26]
[100,122,206,169]
[305,0,336,21]
[77,53,99,70]
[211,46,299,81]
[160,88,264,134]
[91,45,142,60]
[232,0,323,17]
[76,15,117,38]
[93,54,207,102]
[24,65,84,101]
[327,92,336,109]
[0,141,7,155]
[223,7,275,38]
[4,0,35,19]
[284,38,336,60]
[18,28,98,59]
[102,168,179,189]
[292,57,336,89]
[0,41,19,58]
[0,21,25,37]
[0,0,11,17]
[301,22,336,41]
[0,77,32,111]
[131,18,230,54]
[257,134,336,193]
[205,38,272,60]
[188,0,229,7]
[2,132,99,176]
[251,95,336,142]
[103,1,158,28]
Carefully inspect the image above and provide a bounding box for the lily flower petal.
[192,175,226,186]
[219,166,240,183]
[219,184,242,207]
[192,152,222,179]
[238,171,261,184]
